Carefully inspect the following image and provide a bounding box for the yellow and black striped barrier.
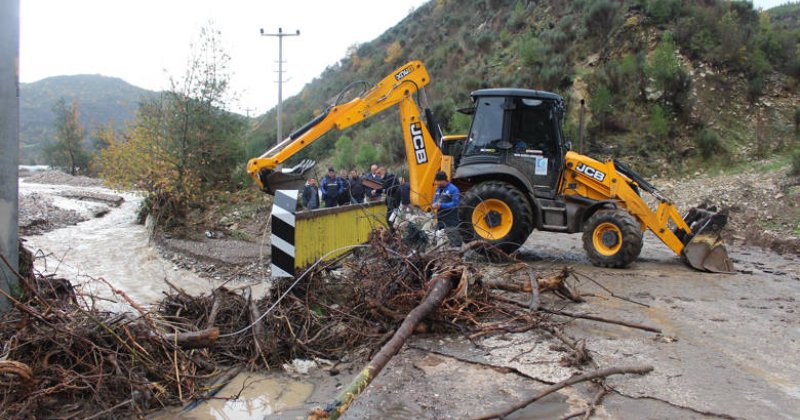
[270,190,388,278]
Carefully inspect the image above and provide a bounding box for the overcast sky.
[20,0,789,116]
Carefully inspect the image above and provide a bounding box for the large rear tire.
[582,209,643,268]
[460,182,533,253]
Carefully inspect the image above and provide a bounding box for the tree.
[646,32,691,113]
[101,25,246,224]
[44,98,89,175]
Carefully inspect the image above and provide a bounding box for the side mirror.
[565,141,572,151]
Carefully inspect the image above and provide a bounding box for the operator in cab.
[432,171,462,247]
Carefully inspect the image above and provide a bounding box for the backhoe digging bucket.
[259,159,316,194]
[680,206,735,273]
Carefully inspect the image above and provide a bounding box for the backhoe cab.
[246,61,733,273]
[451,89,733,273]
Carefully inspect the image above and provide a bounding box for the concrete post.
[0,0,21,311]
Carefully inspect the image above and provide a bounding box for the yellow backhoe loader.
[247,61,733,273]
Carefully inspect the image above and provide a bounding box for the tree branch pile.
[0,230,654,418]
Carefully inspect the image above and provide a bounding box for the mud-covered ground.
[337,233,800,419]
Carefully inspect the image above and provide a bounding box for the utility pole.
[260,27,300,145]
[0,0,20,311]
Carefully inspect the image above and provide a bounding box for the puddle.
[153,373,314,420]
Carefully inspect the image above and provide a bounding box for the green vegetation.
[42,98,90,175]
[791,149,800,176]
[242,0,798,178]
[100,27,247,225]
[696,128,724,160]
[20,75,156,164]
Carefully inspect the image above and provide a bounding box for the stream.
[19,176,315,419]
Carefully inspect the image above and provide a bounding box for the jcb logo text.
[410,122,428,164]
[576,163,606,182]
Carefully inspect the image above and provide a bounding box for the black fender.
[454,163,540,228]
[564,195,620,232]
[454,163,536,196]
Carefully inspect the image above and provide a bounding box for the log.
[474,365,654,419]
[309,266,462,420]
[153,327,220,349]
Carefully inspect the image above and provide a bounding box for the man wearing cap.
[321,167,343,208]
[432,171,462,246]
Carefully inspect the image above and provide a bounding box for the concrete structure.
[0,0,20,311]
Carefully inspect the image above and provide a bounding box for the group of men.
[301,165,463,246]
[301,164,411,211]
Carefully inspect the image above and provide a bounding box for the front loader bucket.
[680,207,735,273]
[259,159,316,194]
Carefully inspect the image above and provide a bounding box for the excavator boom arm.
[246,61,443,208]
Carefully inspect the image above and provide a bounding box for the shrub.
[791,149,800,176]
[646,32,692,114]
[794,107,800,134]
[695,128,723,160]
[649,104,670,141]
[584,0,620,40]
[646,0,681,25]
[590,84,613,130]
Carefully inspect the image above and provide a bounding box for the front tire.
[582,209,643,268]
[460,182,533,253]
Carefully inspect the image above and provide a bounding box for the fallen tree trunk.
[474,365,654,419]
[152,327,220,349]
[309,266,463,419]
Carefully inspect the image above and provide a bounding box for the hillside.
[20,74,157,164]
[247,0,800,177]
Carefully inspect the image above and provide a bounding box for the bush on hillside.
[695,128,723,159]
[584,0,621,40]
[791,149,800,176]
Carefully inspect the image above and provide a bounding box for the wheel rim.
[592,222,622,256]
[472,198,513,240]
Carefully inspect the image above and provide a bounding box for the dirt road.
[341,232,800,419]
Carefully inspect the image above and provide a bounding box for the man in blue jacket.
[432,171,462,246]
[320,167,343,208]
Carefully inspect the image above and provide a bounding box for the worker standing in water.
[432,171,462,246]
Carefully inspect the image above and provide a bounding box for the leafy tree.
[43,98,90,175]
[101,26,246,224]
[646,32,691,113]
[334,135,355,169]
[355,142,379,168]
[646,0,681,24]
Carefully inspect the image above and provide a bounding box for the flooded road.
[20,178,217,307]
[17,174,800,418]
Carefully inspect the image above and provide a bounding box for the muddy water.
[19,179,218,307]
[154,373,315,419]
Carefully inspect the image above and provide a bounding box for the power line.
[260,27,300,145]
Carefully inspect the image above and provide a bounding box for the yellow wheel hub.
[472,198,513,240]
[593,222,622,256]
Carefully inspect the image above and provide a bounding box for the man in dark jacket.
[378,167,400,225]
[321,168,343,208]
[398,177,411,211]
[349,170,366,204]
[432,171,462,246]
[302,178,320,210]
[338,169,351,206]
